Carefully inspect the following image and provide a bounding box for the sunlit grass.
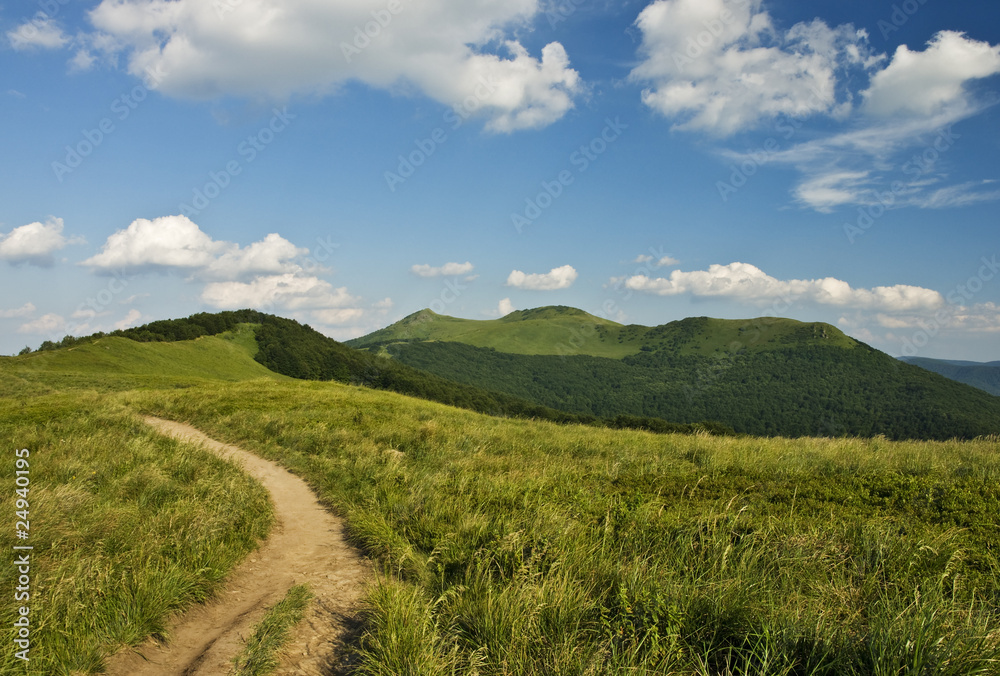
[0,394,273,675]
[128,379,1000,675]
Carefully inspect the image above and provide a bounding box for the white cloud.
[86,0,582,132]
[83,215,224,271]
[70,49,97,72]
[507,264,578,291]
[82,215,307,280]
[202,273,359,312]
[0,217,80,267]
[614,262,944,313]
[632,254,654,264]
[310,308,366,325]
[656,255,680,267]
[0,303,36,319]
[411,261,474,278]
[629,0,876,135]
[18,314,66,335]
[713,29,1000,211]
[498,298,515,316]
[8,18,69,50]
[863,31,1000,118]
[114,308,143,330]
[205,233,309,281]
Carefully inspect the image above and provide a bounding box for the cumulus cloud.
[114,308,143,330]
[0,217,80,267]
[613,262,944,313]
[710,28,1000,211]
[629,0,877,135]
[0,303,36,319]
[411,262,475,278]
[82,215,307,279]
[85,0,582,132]
[498,298,515,316]
[7,18,69,50]
[18,314,66,335]
[863,31,1000,118]
[507,264,578,290]
[202,273,359,311]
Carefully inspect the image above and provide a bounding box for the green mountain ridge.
[14,310,726,436]
[900,356,1000,396]
[347,306,859,358]
[353,306,1000,440]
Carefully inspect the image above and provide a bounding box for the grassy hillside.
[0,394,272,674]
[6,323,1000,674]
[10,325,281,390]
[901,357,1000,396]
[128,378,1000,676]
[348,308,859,358]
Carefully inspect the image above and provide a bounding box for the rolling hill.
[900,357,1000,396]
[354,307,1000,440]
[347,306,860,357]
[22,310,724,435]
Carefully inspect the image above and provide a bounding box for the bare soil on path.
[104,416,369,676]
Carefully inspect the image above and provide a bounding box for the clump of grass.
[230,584,313,676]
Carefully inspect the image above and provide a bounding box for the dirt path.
[104,416,369,676]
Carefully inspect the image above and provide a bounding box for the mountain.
[22,310,726,436]
[346,306,859,357]
[353,307,1000,440]
[900,357,1000,396]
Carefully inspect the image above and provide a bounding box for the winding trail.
[105,416,369,676]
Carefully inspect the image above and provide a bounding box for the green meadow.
[3,330,1000,674]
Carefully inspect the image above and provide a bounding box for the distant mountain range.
[28,307,1000,440]
[350,306,1000,440]
[899,357,1000,396]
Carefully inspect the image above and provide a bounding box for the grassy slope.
[0,332,278,675]
[8,325,281,388]
[9,328,1000,674]
[128,378,1000,676]
[348,307,858,358]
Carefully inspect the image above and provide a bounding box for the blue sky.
[1,0,998,360]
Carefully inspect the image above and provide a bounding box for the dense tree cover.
[385,340,1000,440]
[902,357,1000,396]
[53,310,726,436]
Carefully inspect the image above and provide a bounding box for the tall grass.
[127,380,1000,675]
[0,393,273,675]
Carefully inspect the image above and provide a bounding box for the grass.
[230,584,313,676]
[0,393,274,675]
[126,379,1000,675]
[4,332,1000,674]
